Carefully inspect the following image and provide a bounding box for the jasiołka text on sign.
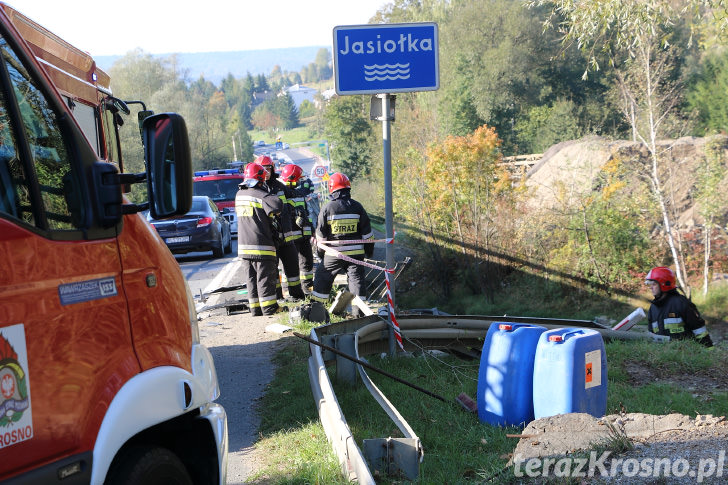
[333,22,439,95]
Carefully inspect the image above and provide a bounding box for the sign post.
[334,23,439,356]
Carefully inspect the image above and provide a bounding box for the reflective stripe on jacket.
[235,184,282,260]
[315,189,374,258]
[647,290,709,341]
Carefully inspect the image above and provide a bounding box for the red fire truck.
[0,4,227,484]
[193,169,244,236]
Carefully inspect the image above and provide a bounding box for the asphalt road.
[176,240,238,306]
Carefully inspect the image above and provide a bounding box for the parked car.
[255,140,266,146]
[148,196,232,258]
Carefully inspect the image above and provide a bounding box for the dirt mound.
[510,412,728,483]
[525,135,728,228]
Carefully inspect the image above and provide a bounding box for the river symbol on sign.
[364,63,410,81]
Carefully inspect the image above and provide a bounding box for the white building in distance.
[283,84,318,109]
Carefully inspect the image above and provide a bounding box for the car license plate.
[166,236,189,243]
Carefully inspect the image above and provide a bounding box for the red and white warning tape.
[316,242,395,272]
[316,232,396,272]
[386,272,404,351]
[320,232,396,245]
[317,233,403,350]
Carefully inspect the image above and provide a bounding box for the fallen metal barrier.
[305,314,664,482]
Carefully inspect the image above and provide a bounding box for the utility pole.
[379,94,396,356]
[333,22,439,356]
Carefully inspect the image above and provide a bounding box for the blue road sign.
[333,22,439,95]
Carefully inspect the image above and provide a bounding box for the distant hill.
[95,46,329,85]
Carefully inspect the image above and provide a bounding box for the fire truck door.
[0,36,136,481]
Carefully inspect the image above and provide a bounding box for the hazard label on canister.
[584,350,601,389]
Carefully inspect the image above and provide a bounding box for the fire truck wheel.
[106,445,193,485]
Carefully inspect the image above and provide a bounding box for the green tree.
[238,129,254,163]
[251,103,281,132]
[255,74,268,92]
[323,96,373,180]
[298,99,316,119]
[220,73,253,129]
[109,50,182,200]
[275,94,299,129]
[438,0,557,152]
[546,157,653,290]
[252,94,299,132]
[311,48,333,81]
[109,49,177,103]
[515,99,583,153]
[687,50,728,134]
[301,61,328,84]
[424,125,523,297]
[694,136,727,294]
[529,0,722,293]
[183,89,230,169]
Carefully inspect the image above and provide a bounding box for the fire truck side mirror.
[143,113,193,219]
[104,96,131,116]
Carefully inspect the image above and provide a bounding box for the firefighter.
[255,155,306,301]
[280,163,315,292]
[235,162,285,316]
[311,172,374,317]
[645,266,713,347]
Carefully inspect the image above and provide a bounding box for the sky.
[6,0,389,57]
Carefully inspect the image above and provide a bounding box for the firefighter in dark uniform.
[280,164,315,292]
[235,162,284,316]
[311,172,374,316]
[255,155,306,301]
[645,266,713,347]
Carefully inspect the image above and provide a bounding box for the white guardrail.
[305,314,662,482]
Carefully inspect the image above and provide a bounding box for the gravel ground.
[510,412,728,484]
[196,266,290,485]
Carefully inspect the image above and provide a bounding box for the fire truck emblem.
[0,324,33,449]
[0,332,29,427]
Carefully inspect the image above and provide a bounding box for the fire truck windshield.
[192,178,241,202]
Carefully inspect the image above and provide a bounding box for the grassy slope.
[247,318,727,484]
[247,122,728,484]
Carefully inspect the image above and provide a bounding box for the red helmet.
[254,155,274,167]
[280,164,303,184]
[328,172,350,193]
[645,266,676,292]
[243,162,266,183]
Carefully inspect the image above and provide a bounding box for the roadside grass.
[249,126,312,147]
[246,248,728,482]
[604,339,728,416]
[250,318,727,484]
[691,283,728,327]
[331,352,518,483]
[246,321,350,484]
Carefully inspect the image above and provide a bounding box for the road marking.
[195,258,241,312]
